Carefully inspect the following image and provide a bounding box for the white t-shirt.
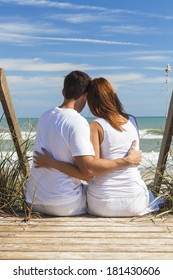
[25,107,95,205]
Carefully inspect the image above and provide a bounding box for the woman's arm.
[89,121,103,158]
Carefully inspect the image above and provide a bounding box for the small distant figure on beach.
[25,70,142,217]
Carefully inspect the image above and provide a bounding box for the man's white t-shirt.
[25,107,95,206]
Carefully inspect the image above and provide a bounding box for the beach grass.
[0,121,33,217]
[0,151,28,216]
[141,149,173,215]
[0,126,173,217]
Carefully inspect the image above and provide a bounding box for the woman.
[34,78,160,217]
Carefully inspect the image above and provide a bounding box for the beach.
[0,114,173,173]
[0,116,172,172]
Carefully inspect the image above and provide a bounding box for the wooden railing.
[0,68,30,177]
[154,91,173,187]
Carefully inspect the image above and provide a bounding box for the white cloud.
[130,55,170,62]
[101,73,169,89]
[144,66,165,71]
[49,12,120,24]
[102,25,160,35]
[0,58,134,73]
[0,31,144,46]
[0,0,172,21]
[8,74,61,87]
[0,58,89,72]
[27,36,145,46]
[0,0,107,11]
[104,73,144,84]
[0,21,75,36]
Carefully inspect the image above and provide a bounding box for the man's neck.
[59,99,75,110]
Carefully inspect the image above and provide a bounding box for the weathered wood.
[0,220,156,226]
[1,251,173,260]
[154,91,173,186]
[0,231,171,238]
[0,215,173,260]
[0,68,30,177]
[0,225,168,232]
[0,237,173,245]
[0,215,155,223]
[1,243,173,253]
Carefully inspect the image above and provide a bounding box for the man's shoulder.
[40,108,54,117]
[61,110,88,123]
[39,108,88,129]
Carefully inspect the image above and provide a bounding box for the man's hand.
[126,140,142,166]
[33,148,54,168]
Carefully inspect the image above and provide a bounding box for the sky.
[0,0,173,118]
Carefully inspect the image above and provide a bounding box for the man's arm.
[33,148,93,181]
[74,120,141,178]
[74,140,141,178]
[34,141,141,180]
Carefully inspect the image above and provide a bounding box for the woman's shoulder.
[93,117,108,126]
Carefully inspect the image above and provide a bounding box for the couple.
[25,70,160,217]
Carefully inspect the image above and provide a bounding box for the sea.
[0,116,172,171]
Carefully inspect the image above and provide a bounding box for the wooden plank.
[0,237,173,245]
[154,91,173,186]
[0,215,172,260]
[0,220,157,227]
[0,68,30,177]
[1,251,172,260]
[0,214,168,225]
[0,225,168,232]
[0,243,173,253]
[0,212,168,222]
[0,231,173,239]
[0,216,158,225]
[0,213,156,220]
[0,231,171,238]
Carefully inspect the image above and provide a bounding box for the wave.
[139,129,163,140]
[141,152,172,171]
[1,151,172,172]
[141,151,159,168]
[0,129,163,141]
[0,151,172,175]
[0,132,36,141]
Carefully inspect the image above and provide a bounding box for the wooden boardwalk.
[0,213,173,260]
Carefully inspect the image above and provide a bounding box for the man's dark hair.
[63,70,91,100]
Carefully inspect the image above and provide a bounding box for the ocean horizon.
[0,116,172,171]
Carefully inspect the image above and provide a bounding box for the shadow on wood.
[0,68,30,177]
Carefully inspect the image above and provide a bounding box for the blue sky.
[0,0,173,118]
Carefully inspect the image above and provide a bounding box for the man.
[25,70,141,216]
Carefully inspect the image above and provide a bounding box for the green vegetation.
[0,150,29,217]
[0,120,34,218]
[146,129,164,135]
[142,149,173,216]
[0,123,172,218]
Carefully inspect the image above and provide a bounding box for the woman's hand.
[33,148,54,168]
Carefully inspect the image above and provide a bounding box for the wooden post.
[0,68,30,177]
[154,91,173,187]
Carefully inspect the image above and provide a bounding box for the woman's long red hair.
[87,78,128,131]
